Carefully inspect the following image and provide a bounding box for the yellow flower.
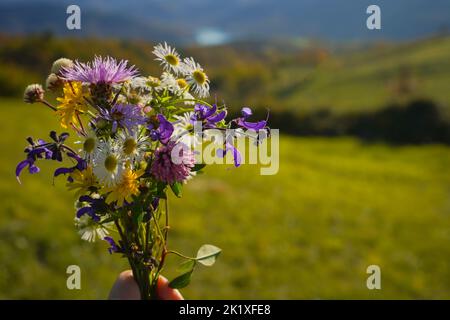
[56,82,88,129]
[104,167,144,207]
[66,166,98,198]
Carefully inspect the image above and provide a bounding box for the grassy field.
[0,98,449,299]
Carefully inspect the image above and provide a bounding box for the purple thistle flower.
[60,56,138,84]
[151,141,195,184]
[235,107,268,131]
[191,104,227,129]
[98,104,146,134]
[148,114,174,144]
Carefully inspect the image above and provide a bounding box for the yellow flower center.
[104,155,118,172]
[123,138,137,155]
[177,78,188,88]
[165,54,179,66]
[83,137,96,153]
[193,70,206,85]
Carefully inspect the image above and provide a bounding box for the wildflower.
[15,137,52,183]
[173,111,202,147]
[151,141,195,184]
[54,152,87,180]
[217,142,242,167]
[104,236,121,254]
[191,104,226,129]
[46,73,63,91]
[92,140,123,187]
[153,42,184,74]
[23,84,44,103]
[235,107,268,131]
[60,56,138,84]
[51,58,74,75]
[66,166,98,198]
[183,57,210,98]
[147,114,174,144]
[117,129,149,162]
[104,167,145,207]
[75,214,109,242]
[76,194,109,221]
[75,129,99,157]
[157,72,180,92]
[56,82,88,129]
[97,104,146,135]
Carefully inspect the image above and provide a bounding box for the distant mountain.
[1,0,449,44]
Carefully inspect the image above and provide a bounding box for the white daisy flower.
[117,128,149,162]
[182,89,195,105]
[158,72,178,91]
[75,215,108,242]
[173,112,205,147]
[153,42,184,74]
[75,129,99,157]
[182,57,210,98]
[92,140,124,187]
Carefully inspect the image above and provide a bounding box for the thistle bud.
[45,73,62,91]
[23,84,44,104]
[51,58,73,75]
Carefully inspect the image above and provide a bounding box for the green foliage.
[196,244,221,266]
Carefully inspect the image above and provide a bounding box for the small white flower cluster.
[153,42,210,98]
[112,43,209,110]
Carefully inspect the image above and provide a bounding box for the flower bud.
[23,84,44,104]
[147,76,160,88]
[45,73,62,91]
[51,58,73,75]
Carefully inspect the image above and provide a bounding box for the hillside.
[1,35,450,117]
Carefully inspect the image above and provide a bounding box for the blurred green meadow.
[1,93,449,299]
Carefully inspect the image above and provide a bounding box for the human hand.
[109,270,184,300]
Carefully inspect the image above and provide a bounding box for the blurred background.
[0,0,449,299]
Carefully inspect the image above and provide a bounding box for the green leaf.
[133,211,144,225]
[178,259,196,274]
[196,244,222,266]
[192,163,206,172]
[170,182,183,198]
[169,270,193,289]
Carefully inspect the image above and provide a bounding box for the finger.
[108,270,141,300]
[157,276,184,300]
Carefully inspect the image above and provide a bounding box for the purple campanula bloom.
[76,195,109,222]
[16,132,71,183]
[191,104,227,129]
[54,152,87,181]
[103,236,121,254]
[235,107,268,131]
[148,114,174,144]
[98,104,146,135]
[217,142,242,167]
[60,56,138,84]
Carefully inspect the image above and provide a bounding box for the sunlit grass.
[0,98,449,299]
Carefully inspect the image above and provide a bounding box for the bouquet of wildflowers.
[16,43,269,299]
